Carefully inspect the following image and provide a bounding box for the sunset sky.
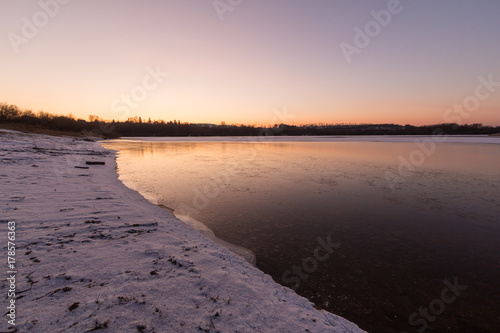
[1,0,499,126]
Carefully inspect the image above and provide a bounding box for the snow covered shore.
[0,130,364,332]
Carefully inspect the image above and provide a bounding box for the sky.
[1,0,499,126]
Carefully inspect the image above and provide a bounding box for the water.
[102,136,500,332]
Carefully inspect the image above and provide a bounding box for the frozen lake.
[102,136,500,332]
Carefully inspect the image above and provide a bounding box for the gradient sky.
[1,0,499,126]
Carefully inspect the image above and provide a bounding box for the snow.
[0,130,364,332]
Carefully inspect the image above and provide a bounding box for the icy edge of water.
[175,214,257,266]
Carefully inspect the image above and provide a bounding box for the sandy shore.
[0,130,363,332]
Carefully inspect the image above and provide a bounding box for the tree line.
[1,103,499,138]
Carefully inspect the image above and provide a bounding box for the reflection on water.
[102,138,500,332]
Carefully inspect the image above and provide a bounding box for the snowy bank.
[0,130,364,332]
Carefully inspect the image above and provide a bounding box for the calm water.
[102,137,500,332]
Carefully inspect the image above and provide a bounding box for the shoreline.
[114,168,258,266]
[0,130,363,332]
[173,214,257,267]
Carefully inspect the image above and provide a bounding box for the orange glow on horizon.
[2,2,499,128]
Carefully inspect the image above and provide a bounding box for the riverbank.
[0,130,363,332]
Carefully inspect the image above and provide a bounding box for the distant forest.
[1,103,499,138]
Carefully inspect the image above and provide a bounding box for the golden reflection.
[102,140,500,175]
